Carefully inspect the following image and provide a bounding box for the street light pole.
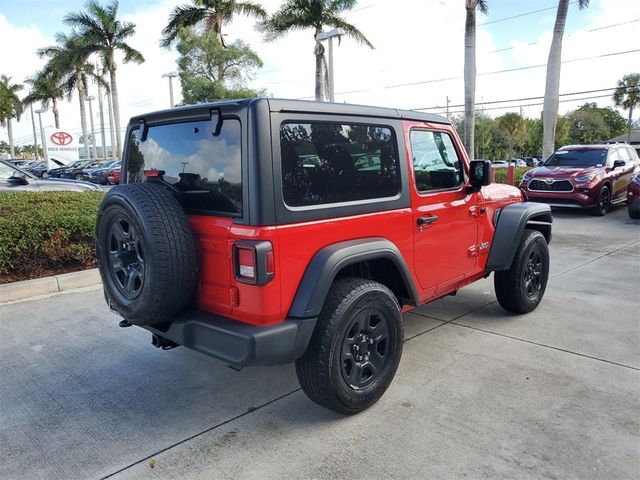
[34,109,48,162]
[97,87,107,160]
[162,71,178,108]
[85,95,97,159]
[29,103,40,160]
[315,29,344,102]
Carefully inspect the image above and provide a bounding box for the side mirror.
[8,174,29,186]
[612,159,626,170]
[467,160,491,192]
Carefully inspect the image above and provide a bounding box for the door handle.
[417,215,439,231]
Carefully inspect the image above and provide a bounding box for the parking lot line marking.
[99,388,301,480]
[448,322,640,372]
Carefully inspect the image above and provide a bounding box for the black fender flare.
[486,202,553,272]
[288,238,419,318]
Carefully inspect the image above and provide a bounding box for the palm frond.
[325,15,374,48]
[161,5,208,47]
[116,42,145,64]
[234,1,267,19]
[477,0,489,15]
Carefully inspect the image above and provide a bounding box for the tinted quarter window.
[410,130,463,192]
[127,118,242,215]
[280,122,400,207]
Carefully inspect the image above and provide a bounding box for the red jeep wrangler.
[96,99,552,414]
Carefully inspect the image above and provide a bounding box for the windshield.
[545,149,607,167]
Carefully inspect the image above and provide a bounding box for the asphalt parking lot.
[1,206,638,480]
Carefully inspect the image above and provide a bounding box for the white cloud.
[2,0,640,150]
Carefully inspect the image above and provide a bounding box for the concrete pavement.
[1,206,638,480]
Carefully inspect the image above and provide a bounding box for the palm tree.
[542,0,590,160]
[162,0,266,48]
[612,73,640,142]
[64,0,145,158]
[0,75,24,158]
[259,0,373,102]
[23,69,66,129]
[463,0,488,158]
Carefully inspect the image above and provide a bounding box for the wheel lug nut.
[354,345,359,351]
[368,338,374,344]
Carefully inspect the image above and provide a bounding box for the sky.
[1,0,639,150]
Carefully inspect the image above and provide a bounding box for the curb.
[0,269,102,303]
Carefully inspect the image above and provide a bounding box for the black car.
[48,159,90,178]
[83,160,121,185]
[61,159,110,180]
[24,159,66,178]
[0,160,102,192]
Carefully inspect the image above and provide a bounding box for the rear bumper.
[142,310,317,367]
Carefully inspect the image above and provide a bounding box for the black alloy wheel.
[340,308,391,390]
[594,186,610,216]
[523,248,543,299]
[107,215,145,299]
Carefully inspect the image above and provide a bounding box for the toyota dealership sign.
[45,128,79,166]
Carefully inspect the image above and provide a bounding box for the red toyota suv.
[520,144,639,215]
[96,99,553,414]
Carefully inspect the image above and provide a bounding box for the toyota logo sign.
[50,131,73,146]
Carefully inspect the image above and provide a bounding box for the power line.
[296,48,640,99]
[414,85,640,111]
[477,1,578,27]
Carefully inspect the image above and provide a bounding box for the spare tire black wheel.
[96,182,197,326]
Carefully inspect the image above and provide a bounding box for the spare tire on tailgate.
[96,182,197,326]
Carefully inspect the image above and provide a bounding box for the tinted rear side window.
[126,119,242,215]
[280,122,400,207]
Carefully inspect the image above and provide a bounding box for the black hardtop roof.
[129,98,450,126]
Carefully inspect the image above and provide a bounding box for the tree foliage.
[177,29,265,104]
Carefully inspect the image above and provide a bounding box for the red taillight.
[233,241,274,285]
[237,247,256,281]
[143,169,164,177]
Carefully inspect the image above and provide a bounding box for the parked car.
[106,167,121,185]
[7,159,33,167]
[0,159,102,192]
[96,98,552,414]
[48,159,89,178]
[510,158,527,168]
[628,171,640,219]
[24,159,65,178]
[60,159,109,180]
[83,160,120,185]
[520,144,639,216]
[491,160,508,168]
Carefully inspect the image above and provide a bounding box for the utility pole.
[97,86,107,160]
[85,95,97,159]
[29,103,40,160]
[446,96,451,118]
[34,109,48,162]
[162,72,178,108]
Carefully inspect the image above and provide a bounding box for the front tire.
[494,229,549,314]
[296,278,404,415]
[592,185,610,216]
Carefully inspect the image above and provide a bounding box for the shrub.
[0,192,104,282]
[493,167,529,186]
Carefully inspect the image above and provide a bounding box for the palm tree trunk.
[7,118,15,158]
[314,41,325,102]
[463,1,477,159]
[52,98,60,129]
[77,79,90,159]
[109,67,123,158]
[542,0,569,160]
[106,88,117,160]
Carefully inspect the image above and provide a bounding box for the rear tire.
[629,203,640,220]
[295,278,403,415]
[96,182,197,326]
[494,229,549,314]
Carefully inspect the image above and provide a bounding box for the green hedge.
[0,192,104,282]
[493,167,529,186]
